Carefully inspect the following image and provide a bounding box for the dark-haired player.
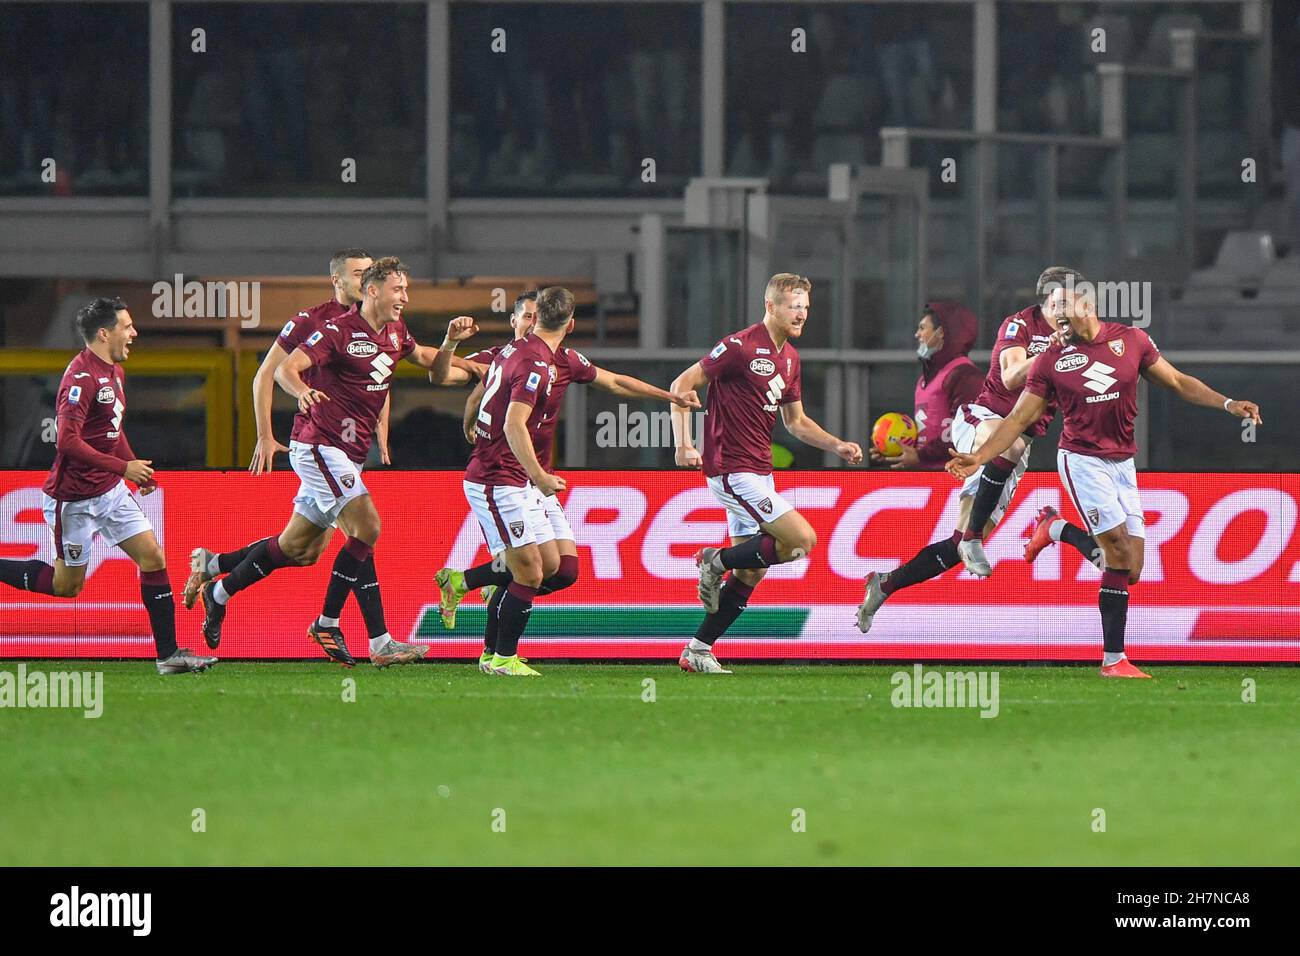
[0,298,214,674]
[948,277,1261,677]
[184,249,388,608]
[857,267,1100,631]
[459,286,698,676]
[189,258,453,667]
[670,273,863,674]
[435,291,696,673]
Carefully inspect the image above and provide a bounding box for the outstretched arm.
[780,401,863,464]
[1142,357,1261,424]
[946,390,1046,479]
[592,366,699,408]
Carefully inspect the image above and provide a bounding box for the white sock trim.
[206,553,222,577]
[318,615,340,628]
[1049,519,1067,542]
[212,580,231,605]
[369,633,391,654]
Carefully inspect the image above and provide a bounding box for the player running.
[184,249,389,608]
[947,274,1261,677]
[856,267,1101,631]
[457,287,699,675]
[189,257,451,667]
[671,273,864,674]
[0,298,214,674]
[435,291,699,674]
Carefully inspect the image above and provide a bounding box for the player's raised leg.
[1024,504,1104,567]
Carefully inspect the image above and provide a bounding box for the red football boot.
[1100,657,1152,678]
[1023,505,1060,564]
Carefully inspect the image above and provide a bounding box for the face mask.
[916,340,938,360]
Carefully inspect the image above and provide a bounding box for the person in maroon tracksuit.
[0,298,214,673]
[870,301,982,470]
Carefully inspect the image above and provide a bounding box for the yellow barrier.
[0,349,235,468]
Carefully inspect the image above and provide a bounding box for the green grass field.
[3,661,1297,865]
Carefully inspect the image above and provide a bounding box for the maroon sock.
[140,569,178,659]
[538,554,580,595]
[0,559,55,595]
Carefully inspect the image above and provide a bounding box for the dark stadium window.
[1147,365,1299,471]
[996,2,1239,140]
[725,4,973,195]
[0,4,149,197]
[449,4,701,198]
[171,4,427,198]
[0,375,207,469]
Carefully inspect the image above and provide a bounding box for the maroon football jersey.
[277,298,352,442]
[464,335,556,486]
[533,347,598,471]
[292,306,415,464]
[43,349,129,501]
[699,323,801,478]
[973,305,1057,438]
[1024,323,1161,460]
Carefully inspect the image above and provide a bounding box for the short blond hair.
[765,273,812,306]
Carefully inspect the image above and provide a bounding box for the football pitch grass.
[3,662,1297,866]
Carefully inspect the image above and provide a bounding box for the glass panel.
[172,4,427,197]
[576,360,688,469]
[726,4,973,194]
[0,3,149,196]
[664,228,744,349]
[1147,366,1300,471]
[769,218,840,350]
[0,375,206,468]
[851,194,920,349]
[1196,38,1250,200]
[450,4,700,197]
[997,2,1239,135]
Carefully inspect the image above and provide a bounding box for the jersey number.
[765,374,786,405]
[477,364,504,426]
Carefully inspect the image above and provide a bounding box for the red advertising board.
[1,470,1297,661]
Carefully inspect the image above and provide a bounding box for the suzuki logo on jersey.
[96,386,115,404]
[368,353,394,384]
[1055,353,1088,373]
[750,358,776,376]
[1082,361,1118,394]
[347,340,379,357]
[764,373,787,408]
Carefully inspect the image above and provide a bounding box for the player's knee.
[139,548,166,573]
[514,566,544,588]
[785,528,816,558]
